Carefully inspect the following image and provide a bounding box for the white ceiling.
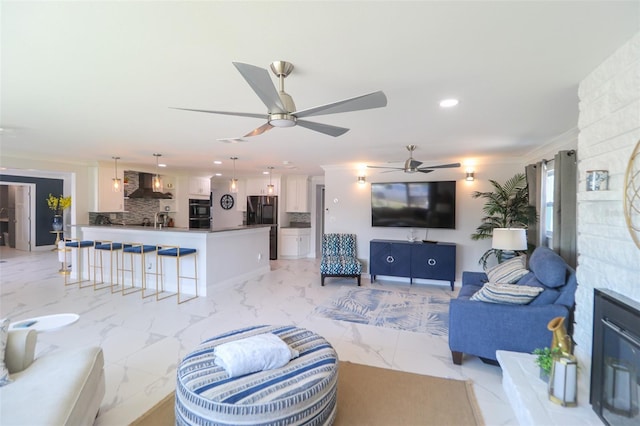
[2,1,639,179]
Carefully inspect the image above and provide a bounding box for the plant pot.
[52,215,63,231]
[539,368,550,383]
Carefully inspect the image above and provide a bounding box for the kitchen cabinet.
[279,228,311,259]
[285,175,309,212]
[246,177,280,196]
[189,177,211,198]
[95,167,124,212]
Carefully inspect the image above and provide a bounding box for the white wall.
[321,161,523,282]
[211,180,243,228]
[574,32,640,370]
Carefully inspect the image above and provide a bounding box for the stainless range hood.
[127,172,173,199]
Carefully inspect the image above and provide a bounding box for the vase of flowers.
[47,194,71,231]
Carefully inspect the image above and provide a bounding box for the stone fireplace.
[591,289,640,425]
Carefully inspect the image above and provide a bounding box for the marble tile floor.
[0,246,517,425]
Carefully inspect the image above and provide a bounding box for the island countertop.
[74,225,271,296]
[74,224,272,233]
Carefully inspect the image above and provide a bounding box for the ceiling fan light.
[269,113,296,128]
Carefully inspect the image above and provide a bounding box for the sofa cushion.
[529,246,567,288]
[458,284,482,299]
[485,256,529,283]
[516,272,560,305]
[470,282,543,304]
[0,318,10,387]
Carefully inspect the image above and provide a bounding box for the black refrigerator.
[246,196,278,260]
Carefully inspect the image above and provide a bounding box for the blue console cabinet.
[369,239,456,290]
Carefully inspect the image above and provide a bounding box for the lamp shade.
[492,228,527,251]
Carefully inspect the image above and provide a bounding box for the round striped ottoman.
[176,325,338,426]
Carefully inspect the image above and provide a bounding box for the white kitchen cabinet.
[189,177,211,198]
[279,228,311,259]
[95,167,124,212]
[285,175,309,212]
[246,177,280,196]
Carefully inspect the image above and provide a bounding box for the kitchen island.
[75,225,271,297]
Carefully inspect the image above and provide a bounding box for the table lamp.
[492,228,527,261]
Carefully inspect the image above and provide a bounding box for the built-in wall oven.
[189,198,211,229]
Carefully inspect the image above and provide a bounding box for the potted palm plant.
[470,173,536,267]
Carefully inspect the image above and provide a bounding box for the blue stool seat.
[157,247,196,257]
[123,245,159,254]
[65,240,95,248]
[95,242,128,250]
[176,325,338,425]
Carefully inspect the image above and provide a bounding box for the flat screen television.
[371,181,456,228]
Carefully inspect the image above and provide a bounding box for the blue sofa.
[448,246,577,364]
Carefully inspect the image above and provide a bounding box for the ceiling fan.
[171,61,387,137]
[367,145,461,174]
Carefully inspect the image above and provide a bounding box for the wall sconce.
[267,166,275,194]
[112,156,121,192]
[549,354,578,407]
[357,175,366,185]
[152,153,163,192]
[466,171,475,181]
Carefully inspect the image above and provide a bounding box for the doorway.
[0,183,35,252]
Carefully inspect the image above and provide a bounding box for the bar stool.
[156,246,198,304]
[93,241,127,293]
[64,238,95,288]
[120,243,160,296]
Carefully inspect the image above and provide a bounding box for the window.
[541,160,555,248]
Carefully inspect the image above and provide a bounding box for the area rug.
[313,287,449,336]
[131,361,484,426]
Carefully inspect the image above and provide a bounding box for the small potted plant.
[533,347,561,382]
[47,194,72,231]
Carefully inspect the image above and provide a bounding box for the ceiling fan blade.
[170,107,267,120]
[292,91,387,118]
[244,123,273,137]
[296,120,350,137]
[366,165,404,170]
[408,159,422,168]
[417,169,435,174]
[233,62,286,113]
[419,162,462,170]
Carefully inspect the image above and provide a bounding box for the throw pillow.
[485,256,529,283]
[0,317,11,387]
[470,282,543,305]
[529,246,567,288]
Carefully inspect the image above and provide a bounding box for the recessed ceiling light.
[213,160,222,165]
[214,173,222,177]
[439,98,459,108]
[262,171,270,175]
[158,163,167,168]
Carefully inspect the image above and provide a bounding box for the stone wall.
[574,32,640,370]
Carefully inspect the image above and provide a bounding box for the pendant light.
[153,153,163,192]
[267,166,275,194]
[230,156,238,193]
[112,156,122,192]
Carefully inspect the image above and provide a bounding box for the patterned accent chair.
[320,233,362,286]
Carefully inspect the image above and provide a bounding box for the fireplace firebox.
[591,289,640,425]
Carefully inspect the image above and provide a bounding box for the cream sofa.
[0,329,105,425]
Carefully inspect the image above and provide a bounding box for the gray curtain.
[525,162,543,248]
[552,150,577,268]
